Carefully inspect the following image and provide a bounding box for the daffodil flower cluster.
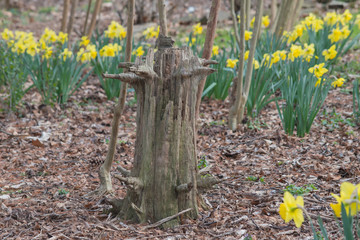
[99,43,122,57]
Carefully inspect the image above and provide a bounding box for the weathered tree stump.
[103,35,216,228]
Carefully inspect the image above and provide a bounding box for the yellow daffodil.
[330,182,360,217]
[324,12,339,26]
[86,44,97,59]
[341,26,350,39]
[244,30,252,41]
[26,41,39,57]
[42,46,53,60]
[262,53,270,65]
[193,23,203,35]
[105,21,127,39]
[100,44,119,57]
[80,36,90,47]
[1,28,14,41]
[270,52,280,67]
[212,45,219,57]
[302,43,315,62]
[315,78,324,87]
[226,59,238,68]
[331,77,345,88]
[60,48,73,61]
[294,24,304,38]
[58,31,68,44]
[253,59,259,70]
[185,37,196,47]
[308,63,328,78]
[242,50,249,61]
[41,27,57,43]
[133,46,145,57]
[288,45,303,62]
[341,9,352,24]
[279,191,304,228]
[262,15,270,28]
[11,41,26,54]
[356,15,360,29]
[250,17,255,28]
[322,45,337,61]
[328,28,342,43]
[143,26,159,40]
[303,13,317,27]
[311,19,324,32]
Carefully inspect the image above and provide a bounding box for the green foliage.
[284,184,317,195]
[58,188,69,195]
[275,59,331,137]
[321,109,356,131]
[0,42,29,111]
[197,156,207,170]
[246,176,265,183]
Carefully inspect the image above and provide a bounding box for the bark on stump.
[103,35,215,228]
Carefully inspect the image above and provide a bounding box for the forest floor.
[1,1,360,239]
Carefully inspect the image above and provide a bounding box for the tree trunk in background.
[270,0,277,28]
[103,36,216,228]
[287,0,304,31]
[86,0,102,38]
[67,0,78,40]
[272,0,296,38]
[61,0,70,32]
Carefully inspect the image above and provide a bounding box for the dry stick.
[245,0,251,30]
[195,0,221,121]
[60,0,70,32]
[237,0,263,124]
[228,0,245,131]
[86,0,102,38]
[158,0,167,35]
[67,0,78,41]
[143,208,192,229]
[83,0,93,36]
[98,0,135,193]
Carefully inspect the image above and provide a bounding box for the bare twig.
[67,0,78,41]
[195,0,221,121]
[102,73,143,84]
[143,208,192,229]
[83,0,93,35]
[86,0,102,38]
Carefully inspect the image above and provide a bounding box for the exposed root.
[176,182,193,193]
[142,208,192,229]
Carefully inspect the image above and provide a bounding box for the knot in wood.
[155,34,175,49]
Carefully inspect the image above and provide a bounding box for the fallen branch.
[143,208,192,229]
[199,59,218,66]
[118,62,135,69]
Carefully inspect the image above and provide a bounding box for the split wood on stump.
[103,35,216,228]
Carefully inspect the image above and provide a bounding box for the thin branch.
[142,208,192,229]
[83,0,93,35]
[67,0,78,40]
[199,59,218,66]
[195,0,221,121]
[181,67,216,78]
[86,0,102,38]
[158,0,168,35]
[103,73,143,84]
[118,62,135,69]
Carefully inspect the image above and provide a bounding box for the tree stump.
[103,35,216,228]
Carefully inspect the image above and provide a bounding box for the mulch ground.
[1,69,359,239]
